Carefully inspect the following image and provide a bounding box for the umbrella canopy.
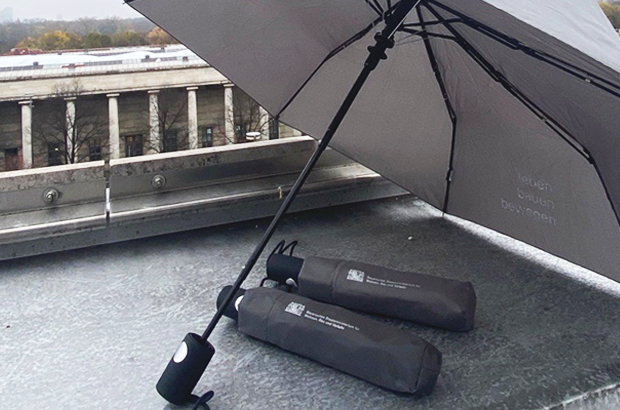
[127,0,620,282]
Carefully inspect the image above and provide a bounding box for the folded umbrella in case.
[267,243,477,332]
[218,286,442,396]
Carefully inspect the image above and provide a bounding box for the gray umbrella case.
[218,286,442,395]
[268,254,477,332]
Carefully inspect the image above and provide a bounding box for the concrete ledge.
[0,163,405,259]
[0,160,104,191]
[110,137,315,175]
[0,137,320,214]
[0,138,400,252]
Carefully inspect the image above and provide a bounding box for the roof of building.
[0,45,208,81]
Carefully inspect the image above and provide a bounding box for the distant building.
[7,48,44,56]
[0,45,301,171]
[0,7,12,23]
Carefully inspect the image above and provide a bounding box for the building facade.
[0,45,302,171]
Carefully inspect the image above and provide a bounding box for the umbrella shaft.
[201,0,419,343]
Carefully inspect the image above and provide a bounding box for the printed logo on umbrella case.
[285,302,306,317]
[346,269,365,283]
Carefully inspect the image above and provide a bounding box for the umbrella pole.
[156,0,420,405]
[201,0,420,344]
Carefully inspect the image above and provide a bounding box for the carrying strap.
[189,390,214,410]
[268,239,298,258]
[261,239,299,289]
[281,240,298,256]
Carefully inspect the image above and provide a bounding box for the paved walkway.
[2,196,620,409]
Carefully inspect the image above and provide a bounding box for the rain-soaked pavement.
[2,196,620,410]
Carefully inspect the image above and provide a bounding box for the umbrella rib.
[373,0,385,14]
[423,2,591,163]
[364,0,382,17]
[424,2,620,230]
[275,18,382,120]
[384,1,401,18]
[399,28,456,41]
[364,0,383,17]
[402,18,461,28]
[277,0,409,120]
[425,0,620,99]
[416,6,458,214]
[277,0,416,120]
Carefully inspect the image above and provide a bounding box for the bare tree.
[32,80,108,165]
[146,89,189,153]
[75,17,98,37]
[226,89,270,144]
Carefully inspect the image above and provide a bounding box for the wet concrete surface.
[2,196,620,410]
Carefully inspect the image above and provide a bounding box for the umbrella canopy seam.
[424,2,592,162]
[424,1,620,233]
[277,0,406,120]
[426,0,620,98]
[275,18,383,120]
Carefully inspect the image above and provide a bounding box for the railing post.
[187,87,199,149]
[107,94,121,160]
[19,100,33,169]
[223,83,235,144]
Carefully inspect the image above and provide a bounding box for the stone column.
[259,106,270,139]
[19,100,33,169]
[65,97,77,163]
[223,83,235,145]
[187,87,199,149]
[107,93,120,160]
[148,90,160,154]
[269,118,281,140]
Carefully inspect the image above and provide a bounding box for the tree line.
[0,17,175,54]
[14,27,177,51]
[601,1,620,29]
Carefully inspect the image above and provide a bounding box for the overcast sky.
[2,0,142,21]
[0,0,602,22]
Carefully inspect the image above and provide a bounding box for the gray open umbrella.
[125,0,620,404]
[127,0,620,282]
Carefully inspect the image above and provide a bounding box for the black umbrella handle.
[200,0,420,344]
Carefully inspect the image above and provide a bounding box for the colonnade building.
[0,45,302,171]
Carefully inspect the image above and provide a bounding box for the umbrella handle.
[156,0,420,405]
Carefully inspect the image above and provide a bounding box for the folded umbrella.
[267,243,477,331]
[216,286,442,395]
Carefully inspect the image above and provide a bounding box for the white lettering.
[519,173,553,192]
[500,198,558,227]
